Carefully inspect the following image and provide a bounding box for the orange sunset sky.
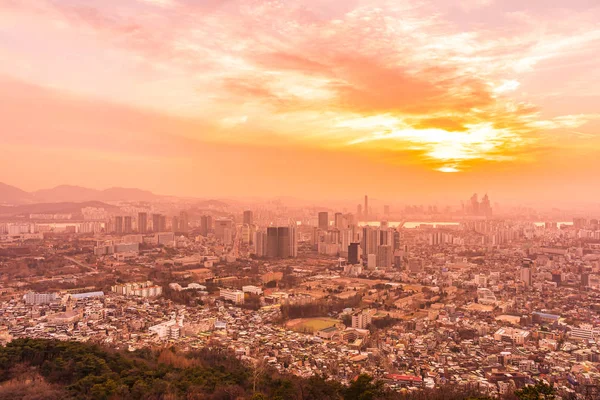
[1,0,599,203]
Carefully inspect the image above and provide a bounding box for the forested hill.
[0,339,493,400]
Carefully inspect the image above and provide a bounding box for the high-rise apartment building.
[114,216,123,234]
[179,211,189,233]
[152,214,166,232]
[138,212,148,233]
[318,212,329,231]
[124,216,132,234]
[265,226,297,258]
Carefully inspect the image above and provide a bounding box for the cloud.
[1,0,599,175]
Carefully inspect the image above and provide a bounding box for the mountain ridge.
[0,182,162,204]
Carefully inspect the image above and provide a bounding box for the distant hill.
[0,182,162,204]
[0,182,32,204]
[97,187,157,202]
[32,185,101,203]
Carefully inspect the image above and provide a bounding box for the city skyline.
[1,0,600,202]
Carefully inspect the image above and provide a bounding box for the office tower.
[348,242,360,265]
[364,195,369,218]
[253,231,267,257]
[241,223,256,244]
[243,210,253,226]
[361,226,379,258]
[200,215,213,236]
[277,227,290,258]
[334,212,345,229]
[480,194,492,217]
[469,194,479,215]
[393,230,401,252]
[114,216,123,234]
[179,211,189,233]
[138,212,148,233]
[124,216,132,234]
[214,218,234,244]
[289,225,298,257]
[171,216,179,233]
[318,212,329,231]
[159,215,167,232]
[377,245,392,268]
[384,205,390,216]
[266,227,279,258]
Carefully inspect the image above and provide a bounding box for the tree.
[514,381,555,400]
[344,374,384,400]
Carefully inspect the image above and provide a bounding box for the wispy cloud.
[1,0,599,174]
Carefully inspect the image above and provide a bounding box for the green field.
[287,317,340,333]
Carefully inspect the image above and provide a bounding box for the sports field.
[286,317,339,333]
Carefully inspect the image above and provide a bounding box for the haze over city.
[1,0,600,203]
[2,1,600,400]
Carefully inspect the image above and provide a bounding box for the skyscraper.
[348,242,360,265]
[318,212,329,231]
[334,212,345,229]
[200,215,213,236]
[266,227,279,258]
[179,211,189,233]
[253,231,267,257]
[138,212,148,233]
[243,210,253,225]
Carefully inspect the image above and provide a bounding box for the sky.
[1,0,599,203]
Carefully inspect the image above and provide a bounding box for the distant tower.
[243,210,254,226]
[334,212,345,229]
[318,212,329,231]
[364,195,369,219]
[200,215,213,236]
[138,212,148,233]
[124,216,132,234]
[114,216,123,234]
[179,211,189,233]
